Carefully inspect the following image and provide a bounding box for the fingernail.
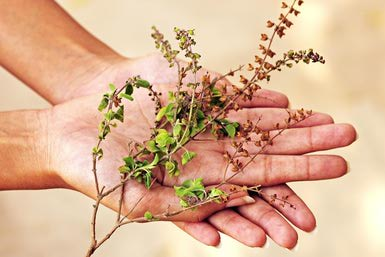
[309,226,318,235]
[262,239,270,249]
[225,196,255,208]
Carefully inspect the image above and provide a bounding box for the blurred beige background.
[1,0,384,256]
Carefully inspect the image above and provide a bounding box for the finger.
[225,154,349,186]
[173,221,221,246]
[237,195,298,249]
[235,89,289,108]
[208,209,267,247]
[226,108,334,130]
[194,109,334,144]
[213,123,357,155]
[166,154,348,187]
[259,123,357,155]
[258,184,316,232]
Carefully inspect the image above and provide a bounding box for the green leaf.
[118,165,131,173]
[183,178,204,190]
[115,106,124,122]
[179,127,191,145]
[174,178,205,199]
[120,93,134,101]
[98,121,110,139]
[211,88,221,97]
[125,83,134,95]
[92,147,104,160]
[105,110,115,121]
[165,160,174,171]
[92,147,99,154]
[98,97,109,112]
[156,103,173,122]
[179,199,189,208]
[225,124,236,138]
[181,151,197,165]
[209,188,227,203]
[155,129,175,147]
[144,211,153,220]
[173,123,182,138]
[288,50,295,58]
[123,156,135,169]
[150,154,160,166]
[165,160,180,176]
[208,188,226,198]
[146,140,159,153]
[193,53,201,59]
[196,109,205,119]
[144,172,152,189]
[136,79,150,88]
[168,91,175,102]
[156,106,168,122]
[109,83,116,91]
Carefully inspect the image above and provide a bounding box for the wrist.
[0,109,67,190]
[53,50,129,104]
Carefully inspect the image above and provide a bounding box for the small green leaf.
[156,107,168,122]
[174,178,206,207]
[168,91,175,102]
[155,129,175,147]
[98,97,109,112]
[115,106,124,122]
[196,109,205,119]
[146,140,159,153]
[125,83,134,95]
[105,110,115,121]
[144,211,153,220]
[288,50,295,58]
[136,79,150,88]
[144,172,152,189]
[109,83,116,91]
[179,199,189,208]
[209,188,226,198]
[175,178,204,198]
[98,121,110,139]
[92,147,99,154]
[165,160,180,176]
[211,88,221,97]
[120,93,134,101]
[119,165,132,173]
[123,156,135,169]
[181,151,197,165]
[225,124,236,138]
[193,53,201,59]
[150,154,160,166]
[156,103,173,122]
[92,147,104,160]
[173,124,182,138]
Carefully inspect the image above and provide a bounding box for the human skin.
[0,0,357,249]
[0,91,356,248]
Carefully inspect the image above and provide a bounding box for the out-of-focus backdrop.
[0,0,384,256]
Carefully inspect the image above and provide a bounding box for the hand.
[44,67,356,248]
[0,1,357,250]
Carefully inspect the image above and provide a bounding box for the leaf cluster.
[174,179,226,207]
